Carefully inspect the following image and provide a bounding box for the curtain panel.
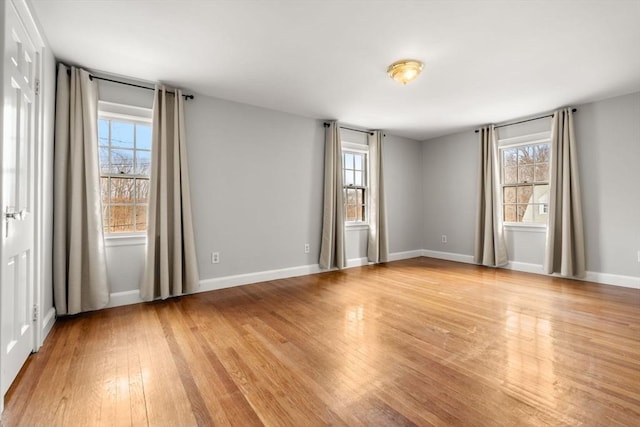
[367,130,389,263]
[474,125,508,267]
[319,121,346,269]
[544,108,586,277]
[53,64,110,315]
[140,86,199,300]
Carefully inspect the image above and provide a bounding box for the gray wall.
[384,134,424,254]
[576,92,640,278]
[100,87,424,294]
[422,130,478,256]
[186,96,325,278]
[421,91,640,280]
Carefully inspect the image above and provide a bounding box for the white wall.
[421,91,640,285]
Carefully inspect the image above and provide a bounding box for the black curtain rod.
[323,122,374,135]
[474,108,577,133]
[65,68,194,100]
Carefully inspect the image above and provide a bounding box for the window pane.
[504,166,517,185]
[136,124,152,150]
[111,121,134,148]
[136,150,151,175]
[503,149,517,168]
[136,178,150,203]
[135,205,147,232]
[533,204,548,224]
[98,119,109,146]
[102,205,110,233]
[354,154,362,170]
[344,153,354,170]
[110,149,135,174]
[516,204,528,222]
[518,165,534,183]
[354,171,362,186]
[344,170,354,185]
[100,177,110,204]
[533,184,549,204]
[518,146,534,165]
[516,185,533,204]
[534,144,550,163]
[503,187,516,204]
[534,163,549,182]
[504,204,517,222]
[110,177,135,203]
[99,147,110,174]
[110,205,135,232]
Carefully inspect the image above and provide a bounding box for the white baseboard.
[41,307,56,341]
[387,250,423,262]
[504,261,545,275]
[421,249,475,264]
[345,257,370,268]
[584,271,640,289]
[423,249,639,289]
[103,250,639,310]
[107,289,144,308]
[199,263,324,293]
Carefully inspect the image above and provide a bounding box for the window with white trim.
[342,147,368,223]
[500,138,550,224]
[98,102,152,234]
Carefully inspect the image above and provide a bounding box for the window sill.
[104,233,147,247]
[503,223,547,233]
[345,223,369,231]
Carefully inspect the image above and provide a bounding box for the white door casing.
[1,0,41,401]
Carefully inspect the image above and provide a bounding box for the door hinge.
[35,79,40,96]
[33,304,39,322]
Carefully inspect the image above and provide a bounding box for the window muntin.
[98,116,152,233]
[343,150,367,223]
[501,142,550,224]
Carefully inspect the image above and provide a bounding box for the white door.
[1,0,39,398]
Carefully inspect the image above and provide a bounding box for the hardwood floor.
[3,257,639,426]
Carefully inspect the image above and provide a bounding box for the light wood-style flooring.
[3,257,640,426]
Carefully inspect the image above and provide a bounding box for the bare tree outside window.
[502,143,550,223]
[343,150,367,222]
[98,118,152,233]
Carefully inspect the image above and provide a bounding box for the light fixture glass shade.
[387,60,424,85]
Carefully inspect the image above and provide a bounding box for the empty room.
[1,0,639,425]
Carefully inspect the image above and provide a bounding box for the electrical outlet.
[441,235,447,244]
[637,250,640,263]
[211,252,220,264]
[304,243,310,254]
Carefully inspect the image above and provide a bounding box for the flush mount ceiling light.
[387,59,424,85]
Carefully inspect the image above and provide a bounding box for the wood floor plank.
[3,257,639,426]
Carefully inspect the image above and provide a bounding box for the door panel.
[1,0,38,398]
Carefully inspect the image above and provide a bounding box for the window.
[343,149,368,223]
[501,141,550,224]
[98,103,152,234]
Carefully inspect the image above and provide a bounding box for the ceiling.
[29,0,640,140]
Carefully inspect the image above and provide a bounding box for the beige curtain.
[474,125,508,267]
[140,86,199,300]
[319,121,346,269]
[367,130,389,263]
[53,64,110,315]
[544,108,586,277]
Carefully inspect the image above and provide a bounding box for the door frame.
[0,0,47,413]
